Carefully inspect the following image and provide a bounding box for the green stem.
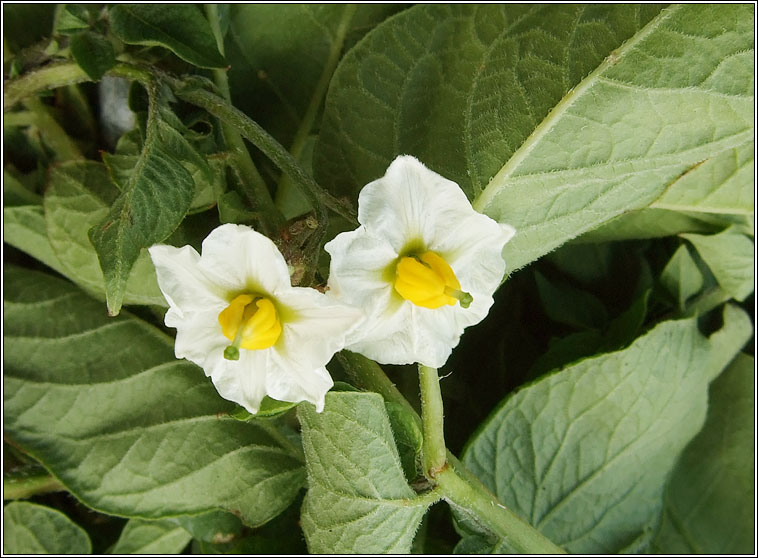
[4,62,88,111]
[171,79,357,225]
[418,364,447,478]
[3,111,36,126]
[4,474,65,500]
[340,351,564,553]
[22,96,83,160]
[338,351,419,420]
[205,4,282,236]
[436,464,566,554]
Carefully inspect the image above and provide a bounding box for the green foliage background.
[3,4,754,554]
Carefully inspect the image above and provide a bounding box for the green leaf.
[3,501,92,554]
[298,391,435,553]
[169,510,243,544]
[192,496,306,554]
[89,92,195,315]
[534,270,608,330]
[652,140,754,216]
[69,30,115,80]
[44,160,166,306]
[3,205,68,277]
[110,519,191,554]
[681,227,755,301]
[109,4,225,68]
[654,353,755,554]
[660,244,705,310]
[462,304,752,553]
[3,266,305,527]
[385,400,424,483]
[226,4,403,150]
[3,169,43,206]
[3,4,56,52]
[54,4,91,35]
[315,4,753,271]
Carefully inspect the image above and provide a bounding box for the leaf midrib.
[472,5,681,213]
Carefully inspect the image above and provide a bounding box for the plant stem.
[4,474,65,500]
[436,464,566,554]
[4,62,88,111]
[418,364,447,478]
[204,4,282,236]
[3,60,356,227]
[340,351,565,553]
[22,96,83,160]
[171,80,357,225]
[338,351,418,420]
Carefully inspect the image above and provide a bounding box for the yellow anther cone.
[394,251,470,309]
[219,294,282,353]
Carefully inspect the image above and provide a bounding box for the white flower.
[325,156,515,368]
[149,224,363,413]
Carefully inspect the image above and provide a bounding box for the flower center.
[394,251,473,309]
[218,294,282,360]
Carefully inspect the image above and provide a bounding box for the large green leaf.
[109,4,225,68]
[462,304,752,553]
[2,501,91,554]
[298,391,435,553]
[89,99,195,315]
[226,4,403,150]
[3,266,305,527]
[681,227,755,301]
[44,160,166,306]
[654,353,755,554]
[315,4,753,271]
[110,519,192,554]
[3,205,68,276]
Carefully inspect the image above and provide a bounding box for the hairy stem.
[418,364,447,478]
[341,351,565,553]
[171,81,357,225]
[4,62,88,111]
[436,464,566,554]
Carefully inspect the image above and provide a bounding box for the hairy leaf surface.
[44,161,166,306]
[316,4,753,270]
[299,392,434,553]
[3,267,305,527]
[462,305,752,553]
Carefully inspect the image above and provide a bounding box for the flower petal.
[171,309,228,370]
[325,226,397,316]
[148,244,226,318]
[357,155,472,253]
[277,287,364,369]
[209,350,270,414]
[326,155,516,367]
[197,224,292,296]
[266,364,333,413]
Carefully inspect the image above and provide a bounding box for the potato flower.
[325,156,515,368]
[149,224,363,413]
